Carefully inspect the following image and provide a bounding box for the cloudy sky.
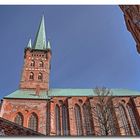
[0,5,140,99]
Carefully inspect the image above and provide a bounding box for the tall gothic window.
[55,105,61,135]
[107,108,117,135]
[74,104,83,136]
[96,105,106,135]
[29,72,34,80]
[96,105,117,135]
[39,61,44,67]
[30,60,35,67]
[118,104,131,135]
[14,112,23,126]
[62,104,69,136]
[28,113,38,131]
[38,73,43,80]
[127,104,140,135]
[83,103,94,135]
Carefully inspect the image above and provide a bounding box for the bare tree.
[91,87,119,136]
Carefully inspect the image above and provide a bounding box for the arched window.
[55,105,61,135]
[83,103,93,135]
[14,112,23,126]
[30,60,35,67]
[38,73,43,80]
[62,104,69,136]
[39,61,44,67]
[96,105,106,135]
[107,108,117,135]
[118,104,131,135]
[74,104,83,136]
[28,113,38,131]
[127,104,140,135]
[29,72,34,80]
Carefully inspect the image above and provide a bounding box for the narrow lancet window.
[83,103,94,135]
[55,105,61,135]
[62,104,69,136]
[74,104,83,136]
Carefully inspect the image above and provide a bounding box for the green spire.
[33,15,47,50]
[47,40,51,50]
[27,38,32,48]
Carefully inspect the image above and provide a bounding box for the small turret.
[27,39,32,48]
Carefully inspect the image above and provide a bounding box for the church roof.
[4,88,140,100]
[4,89,50,100]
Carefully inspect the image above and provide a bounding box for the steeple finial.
[27,38,32,48]
[33,15,47,50]
[47,40,51,50]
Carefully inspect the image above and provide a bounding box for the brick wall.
[0,98,48,135]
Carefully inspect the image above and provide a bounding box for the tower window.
[30,60,35,67]
[28,113,38,131]
[39,61,44,67]
[38,73,43,80]
[14,112,23,126]
[29,72,34,80]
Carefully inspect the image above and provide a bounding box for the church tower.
[19,16,51,91]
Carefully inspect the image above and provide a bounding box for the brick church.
[0,15,140,136]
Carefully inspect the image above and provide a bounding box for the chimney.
[35,85,40,96]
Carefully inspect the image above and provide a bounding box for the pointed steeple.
[33,15,47,50]
[47,40,51,50]
[27,38,32,48]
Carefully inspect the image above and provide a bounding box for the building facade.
[0,16,140,136]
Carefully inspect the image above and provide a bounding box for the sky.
[0,5,140,99]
